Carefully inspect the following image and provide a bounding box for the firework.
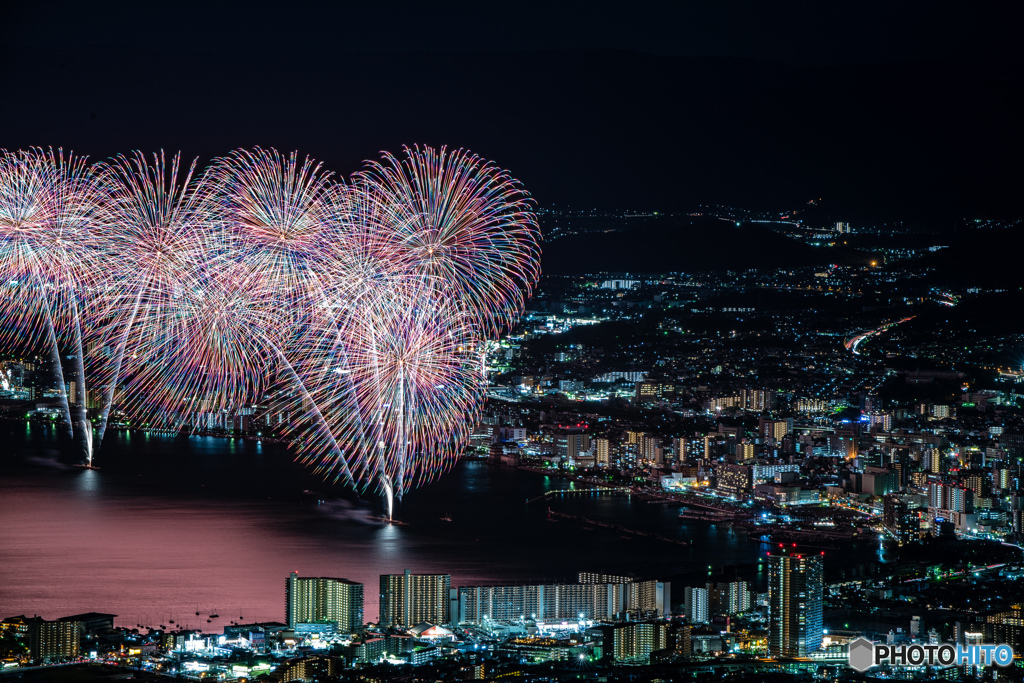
[0,144,540,505]
[89,151,214,436]
[352,145,540,336]
[0,148,103,449]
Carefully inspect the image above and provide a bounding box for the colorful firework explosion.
[0,145,539,504]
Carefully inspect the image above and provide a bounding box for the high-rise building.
[682,586,708,624]
[286,572,364,632]
[929,482,974,513]
[984,606,1024,652]
[640,434,663,465]
[741,388,774,412]
[707,581,752,615]
[27,618,82,662]
[882,494,919,546]
[768,549,823,657]
[612,622,668,663]
[759,418,793,443]
[736,442,755,461]
[457,577,668,624]
[595,437,611,466]
[379,570,451,628]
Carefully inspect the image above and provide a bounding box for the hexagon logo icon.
[848,637,876,672]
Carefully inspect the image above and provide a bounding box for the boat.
[439,513,453,522]
[209,613,219,618]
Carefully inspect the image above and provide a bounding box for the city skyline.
[3,3,1024,682]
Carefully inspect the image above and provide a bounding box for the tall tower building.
[682,586,708,624]
[27,618,82,662]
[379,570,451,628]
[768,549,823,657]
[286,572,364,632]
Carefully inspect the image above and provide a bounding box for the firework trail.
[89,151,215,437]
[0,148,103,457]
[0,144,539,507]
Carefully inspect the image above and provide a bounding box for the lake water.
[0,423,851,630]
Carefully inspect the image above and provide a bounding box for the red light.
[791,543,796,547]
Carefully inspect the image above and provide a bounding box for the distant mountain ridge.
[541,217,865,274]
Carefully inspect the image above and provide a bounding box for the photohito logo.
[847,637,1014,672]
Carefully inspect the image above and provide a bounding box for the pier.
[525,486,632,505]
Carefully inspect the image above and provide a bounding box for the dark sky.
[2,2,1022,222]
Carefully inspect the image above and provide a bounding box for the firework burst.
[0,144,540,505]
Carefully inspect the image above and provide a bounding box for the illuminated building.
[269,655,344,680]
[26,618,82,662]
[0,616,29,637]
[963,472,991,499]
[703,434,715,460]
[707,581,752,615]
[673,623,692,657]
[861,466,898,496]
[929,483,974,513]
[984,606,1024,651]
[708,396,740,411]
[457,577,668,624]
[634,380,663,404]
[578,572,631,584]
[612,622,668,663]
[715,464,752,497]
[736,442,755,462]
[752,463,799,483]
[682,586,708,624]
[379,570,451,628]
[741,389,774,412]
[759,418,792,442]
[286,572,364,632]
[882,494,919,546]
[768,549,823,657]
[553,430,591,462]
[595,437,611,466]
[640,434,663,465]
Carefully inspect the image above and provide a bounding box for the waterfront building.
[715,464,752,497]
[554,430,591,462]
[286,572,364,632]
[379,570,451,628]
[27,617,82,662]
[768,549,823,657]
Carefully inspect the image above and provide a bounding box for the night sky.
[3,2,1022,221]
